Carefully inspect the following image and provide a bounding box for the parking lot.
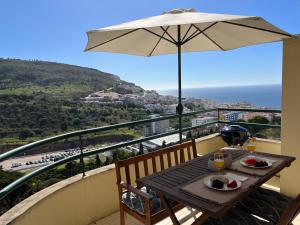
[0,149,81,171]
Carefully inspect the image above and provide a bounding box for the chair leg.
[145,198,152,225]
[120,205,125,225]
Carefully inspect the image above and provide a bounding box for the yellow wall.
[0,134,282,225]
[0,165,119,225]
[195,134,281,155]
[281,35,300,197]
[195,134,227,155]
[255,138,281,155]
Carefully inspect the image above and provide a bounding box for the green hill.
[0,58,123,93]
[0,59,146,149]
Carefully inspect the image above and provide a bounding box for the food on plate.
[209,175,239,190]
[243,157,269,168]
[244,158,256,165]
[210,175,229,184]
[227,180,238,188]
[254,160,269,167]
[211,179,224,189]
[210,175,230,189]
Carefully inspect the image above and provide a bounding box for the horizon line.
[155,83,281,91]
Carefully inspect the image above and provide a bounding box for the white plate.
[240,157,272,169]
[203,175,242,191]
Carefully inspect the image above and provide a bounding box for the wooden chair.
[115,139,198,225]
[202,192,300,225]
[277,193,300,225]
[236,187,300,225]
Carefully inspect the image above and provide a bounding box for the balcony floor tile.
[90,207,201,225]
[90,205,300,225]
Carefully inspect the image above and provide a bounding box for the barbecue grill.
[220,125,250,147]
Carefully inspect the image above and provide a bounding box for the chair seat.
[122,187,163,215]
[237,187,292,224]
[202,207,270,225]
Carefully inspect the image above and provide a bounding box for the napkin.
[225,172,248,182]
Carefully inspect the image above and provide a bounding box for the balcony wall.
[0,134,281,225]
[281,34,300,197]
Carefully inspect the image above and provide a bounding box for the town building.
[143,114,170,136]
[220,112,243,122]
[191,116,216,127]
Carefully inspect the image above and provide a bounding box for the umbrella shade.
[85,9,291,142]
[85,9,291,56]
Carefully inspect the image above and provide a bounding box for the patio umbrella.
[85,8,291,142]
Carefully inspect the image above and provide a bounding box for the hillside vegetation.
[0,59,146,148]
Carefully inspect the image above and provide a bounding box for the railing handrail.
[218,121,281,128]
[0,107,282,201]
[218,108,281,113]
[0,109,215,163]
[0,121,217,200]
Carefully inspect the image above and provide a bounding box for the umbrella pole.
[177,25,183,143]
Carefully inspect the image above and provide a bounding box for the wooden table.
[137,150,295,225]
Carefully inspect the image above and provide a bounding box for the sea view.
[158,84,281,109]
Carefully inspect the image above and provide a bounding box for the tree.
[87,159,96,170]
[64,161,79,177]
[272,115,281,125]
[112,150,118,162]
[60,122,68,131]
[105,156,113,165]
[19,129,34,140]
[248,115,269,134]
[248,115,269,124]
[186,131,192,139]
[95,154,101,167]
[38,118,47,127]
[72,118,81,128]
[138,143,144,155]
[0,170,31,214]
[112,149,130,161]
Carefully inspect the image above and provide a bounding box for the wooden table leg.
[191,213,210,225]
[158,192,180,225]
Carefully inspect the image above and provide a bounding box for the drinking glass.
[246,137,256,155]
[214,152,225,174]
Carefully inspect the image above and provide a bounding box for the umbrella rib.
[148,26,170,56]
[182,28,200,44]
[85,28,140,51]
[182,22,218,45]
[192,24,225,51]
[222,21,292,37]
[160,26,177,43]
[143,28,176,45]
[181,24,194,43]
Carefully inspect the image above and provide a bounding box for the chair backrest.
[115,139,197,187]
[277,194,300,225]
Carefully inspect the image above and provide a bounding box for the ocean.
[158,84,281,109]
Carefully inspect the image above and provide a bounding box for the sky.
[1,0,300,90]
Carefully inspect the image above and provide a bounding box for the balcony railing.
[218,108,281,129]
[0,108,281,203]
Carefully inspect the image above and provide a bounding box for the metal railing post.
[79,135,85,177]
[217,108,220,129]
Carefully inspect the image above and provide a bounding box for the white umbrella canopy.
[85,8,291,56]
[85,8,291,142]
